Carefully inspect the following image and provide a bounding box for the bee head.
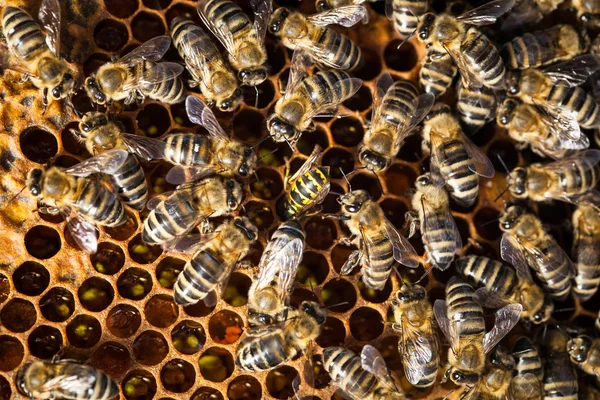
[338,189,369,213]
[79,112,108,133]
[267,115,299,143]
[269,7,290,35]
[567,335,592,363]
[301,301,326,324]
[248,309,275,327]
[581,12,594,23]
[532,296,554,324]
[217,88,243,112]
[358,146,390,173]
[490,346,515,370]
[51,73,75,100]
[233,216,258,241]
[315,0,331,11]
[84,76,107,105]
[238,67,268,87]
[239,148,257,177]
[497,98,517,127]
[394,284,426,304]
[27,168,44,197]
[499,205,524,230]
[225,179,243,210]
[415,173,433,188]
[447,368,479,385]
[508,167,527,197]
[506,71,521,96]
[418,13,436,41]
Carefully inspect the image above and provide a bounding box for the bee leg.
[341,249,361,275]
[335,235,354,247]
[237,260,252,269]
[199,219,215,235]
[42,88,49,114]
[19,73,30,83]
[277,75,287,95]
[405,211,419,238]
[306,121,317,132]
[283,156,292,191]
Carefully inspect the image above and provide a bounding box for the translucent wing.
[482,303,522,354]
[457,0,516,25]
[65,213,98,254]
[165,165,218,185]
[500,0,543,32]
[443,43,483,89]
[510,373,542,400]
[305,77,363,120]
[38,0,62,56]
[285,50,312,99]
[122,133,166,161]
[544,356,578,398]
[287,146,323,183]
[123,62,184,91]
[520,236,575,281]
[307,5,367,27]
[361,345,402,393]
[257,238,304,298]
[382,216,419,268]
[460,131,495,178]
[474,287,510,309]
[396,92,435,144]
[65,149,129,177]
[371,72,394,124]
[186,95,229,141]
[38,373,96,394]
[400,319,438,386]
[433,299,459,352]
[198,0,237,57]
[428,130,456,186]
[543,54,600,87]
[119,35,172,65]
[176,25,220,86]
[385,0,394,19]
[535,102,582,143]
[239,321,289,348]
[300,41,353,71]
[500,232,534,282]
[251,0,273,41]
[421,197,462,263]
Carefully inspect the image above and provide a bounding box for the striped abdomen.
[457,82,496,132]
[272,219,306,243]
[377,80,418,129]
[390,0,429,37]
[527,234,572,301]
[2,7,48,62]
[109,154,147,210]
[579,340,600,377]
[170,17,220,83]
[139,61,186,104]
[312,26,361,71]
[456,256,518,301]
[462,28,505,90]
[513,337,543,381]
[322,347,379,398]
[446,277,485,341]
[163,134,214,167]
[556,156,600,196]
[201,0,252,40]
[174,249,224,305]
[573,209,600,301]
[546,85,600,128]
[281,167,330,220]
[422,207,457,270]
[142,191,200,245]
[420,51,457,97]
[299,70,362,118]
[438,139,479,207]
[543,352,578,400]
[74,179,126,227]
[236,330,292,371]
[362,234,394,290]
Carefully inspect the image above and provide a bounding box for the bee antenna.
[555,325,573,339]
[324,301,349,309]
[328,190,344,197]
[254,86,259,109]
[496,154,510,174]
[339,167,352,192]
[442,389,456,400]
[240,203,247,213]
[554,307,576,313]
[372,170,385,196]
[0,185,27,210]
[256,148,279,163]
[479,217,500,228]
[415,266,432,285]
[3,157,26,180]
[68,99,83,118]
[251,135,270,149]
[397,28,417,50]
[494,186,510,205]
[308,279,318,301]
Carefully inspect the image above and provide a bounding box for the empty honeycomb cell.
[353,48,382,81]
[53,155,80,168]
[385,163,418,196]
[397,134,424,163]
[350,307,384,341]
[233,109,266,144]
[553,296,576,322]
[266,366,299,399]
[0,274,8,304]
[222,273,252,307]
[330,244,357,275]
[83,52,112,77]
[297,252,329,285]
[117,267,153,300]
[537,201,570,226]
[315,317,345,348]
[91,242,126,275]
[129,233,163,264]
[91,342,131,376]
[27,325,62,360]
[295,131,328,159]
[321,279,356,312]
[432,265,454,285]
[66,315,102,348]
[228,375,262,400]
[78,277,115,312]
[172,320,207,354]
[322,148,354,179]
[105,0,139,18]
[104,214,139,241]
[473,207,502,241]
[137,103,171,137]
[192,387,224,400]
[143,0,172,9]
[161,359,196,393]
[243,80,276,109]
[378,335,402,370]
[350,173,383,201]
[0,374,10,400]
[107,304,142,338]
[322,183,343,214]
[199,347,235,382]
[61,122,86,155]
[290,288,318,308]
[156,257,185,289]
[94,19,129,52]
[0,298,36,333]
[306,354,331,389]
[454,217,471,245]
[343,86,373,112]
[184,299,216,318]
[241,200,274,230]
[384,40,418,72]
[471,124,496,146]
[267,41,287,75]
[145,294,179,328]
[170,103,194,127]
[39,287,75,322]
[305,217,336,250]
[123,369,158,400]
[381,198,409,229]
[132,11,167,42]
[209,311,243,345]
[257,139,289,167]
[19,127,58,164]
[330,117,365,148]
[24,225,61,260]
[488,140,519,173]
[251,168,284,200]
[133,330,169,365]
[0,336,24,372]
[12,261,50,296]
[358,279,393,303]
[165,4,202,26]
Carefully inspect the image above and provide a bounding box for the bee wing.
[400,319,439,386]
[122,62,184,91]
[65,212,99,254]
[186,95,229,141]
[65,149,129,177]
[443,43,483,89]
[38,0,62,56]
[500,0,543,32]
[510,373,542,400]
[165,165,219,185]
[299,41,351,71]
[433,299,460,353]
[37,372,97,394]
[121,133,166,161]
[396,92,435,144]
[307,5,368,27]
[500,232,534,282]
[239,321,289,347]
[306,77,363,120]
[197,1,237,57]
[474,287,510,309]
[534,102,582,143]
[460,131,495,178]
[482,303,523,354]
[544,354,578,397]
[251,0,273,41]
[0,42,34,75]
[361,345,403,393]
[285,50,313,99]
[287,145,324,183]
[258,238,304,297]
[371,72,394,124]
[382,216,419,268]
[176,26,220,85]
[543,54,600,87]
[420,197,462,260]
[119,35,172,65]
[457,0,516,26]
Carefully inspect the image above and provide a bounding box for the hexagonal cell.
[385,163,418,196]
[455,216,471,246]
[143,0,171,9]
[122,369,157,400]
[289,288,317,308]
[161,359,196,393]
[241,200,275,230]
[243,79,276,109]
[66,315,102,348]
[350,307,384,341]
[353,48,382,81]
[137,103,171,137]
[107,304,142,338]
[133,330,169,366]
[257,137,291,167]
[128,233,163,264]
[0,274,8,304]
[222,273,252,307]
[184,298,216,318]
[19,127,58,164]
[104,215,138,241]
[538,201,571,226]
[117,267,153,300]
[192,387,224,400]
[78,277,114,312]
[296,251,330,286]
[94,19,128,52]
[172,320,207,354]
[474,207,501,241]
[350,172,383,201]
[27,325,62,359]
[132,12,166,42]
[91,342,131,377]
[228,375,262,400]
[316,317,346,348]
[0,375,10,400]
[156,257,185,289]
[384,40,418,72]
[343,86,372,112]
[322,148,355,179]
[331,117,365,147]
[233,109,266,143]
[331,244,358,275]
[199,347,234,382]
[304,217,337,251]
[90,242,125,275]
[105,0,138,18]
[553,296,575,322]
[40,287,75,322]
[207,310,242,345]
[145,294,179,328]
[358,278,393,303]
[12,261,50,296]
[471,123,497,147]
[0,298,36,333]
[251,167,284,201]
[305,354,331,389]
[0,336,24,372]
[380,198,409,233]
[267,366,299,399]
[322,279,356,312]
[25,225,61,259]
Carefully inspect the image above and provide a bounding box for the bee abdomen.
[513,337,543,380]
[457,256,518,299]
[163,134,214,167]
[142,62,186,104]
[439,140,479,207]
[463,29,505,89]
[420,51,457,97]
[281,167,329,220]
[202,0,251,36]
[2,7,48,61]
[548,86,600,128]
[314,28,361,71]
[171,17,220,65]
[92,368,120,400]
[302,70,360,110]
[76,180,126,227]
[109,154,147,210]
[236,332,290,371]
[447,277,485,337]
[558,154,600,195]
[380,80,419,126]
[457,83,496,132]
[142,194,197,245]
[390,0,428,37]
[573,246,600,301]
[322,347,378,397]
[174,250,223,305]
[530,240,572,301]
[423,213,457,268]
[362,237,394,290]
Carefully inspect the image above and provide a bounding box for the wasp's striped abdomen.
[457,82,496,132]
[2,7,48,62]
[322,347,379,398]
[281,166,330,220]
[463,28,506,90]
[438,139,479,207]
[420,51,457,97]
[163,134,214,167]
[313,27,361,71]
[390,0,429,38]
[446,277,485,340]
[546,85,600,129]
[457,256,518,300]
[109,154,147,211]
[75,179,126,227]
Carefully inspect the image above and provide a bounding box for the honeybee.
[73,112,166,210]
[335,187,419,290]
[315,0,372,13]
[506,149,600,203]
[506,55,600,129]
[197,0,271,86]
[84,35,185,105]
[416,0,516,90]
[390,283,440,390]
[16,359,119,400]
[387,0,429,38]
[236,300,326,371]
[27,150,129,254]
[163,96,257,185]
[358,74,434,173]
[422,103,495,208]
[565,334,600,378]
[170,17,242,112]
[268,5,364,71]
[277,145,330,221]
[323,345,406,400]
[141,175,243,247]
[267,50,362,145]
[461,361,513,400]
[174,217,257,306]
[542,331,579,400]
[1,0,75,107]
[572,192,600,301]
[496,98,589,159]
[406,173,462,270]
[247,219,305,327]
[573,0,600,26]
[511,337,543,400]
[433,276,522,387]
[419,49,457,97]
[456,81,497,133]
[499,205,574,301]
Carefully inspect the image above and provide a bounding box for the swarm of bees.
[3,0,600,398]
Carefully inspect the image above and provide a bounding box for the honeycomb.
[0,0,599,399]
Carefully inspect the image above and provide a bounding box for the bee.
[277,145,330,221]
[573,0,600,26]
[506,55,600,129]
[419,49,457,97]
[170,17,242,112]
[197,0,271,87]
[565,334,600,378]
[163,96,257,185]
[422,103,495,208]
[315,0,372,13]
[267,50,362,145]
[358,74,434,173]
[1,0,75,107]
[502,25,590,70]
[543,332,579,400]
[268,5,364,71]
[73,112,166,210]
[511,337,543,400]
[27,150,129,254]
[506,149,600,203]
[323,345,406,400]
[16,359,119,400]
[499,205,574,301]
[456,81,497,133]
[390,283,440,390]
[572,193,600,301]
[461,361,513,400]
[84,35,185,105]
[247,219,305,327]
[496,98,589,159]
[416,0,516,91]
[236,301,326,371]
[387,0,429,38]
[174,217,257,306]
[433,276,522,387]
[406,173,462,270]
[141,175,243,247]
